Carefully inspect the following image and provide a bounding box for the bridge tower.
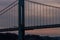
[18,0,24,40]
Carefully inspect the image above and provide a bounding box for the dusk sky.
[0,0,60,36]
[0,0,18,29]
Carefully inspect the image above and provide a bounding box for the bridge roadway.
[0,24,60,32]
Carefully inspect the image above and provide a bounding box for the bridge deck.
[0,24,60,32]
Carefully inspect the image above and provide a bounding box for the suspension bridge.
[0,0,60,32]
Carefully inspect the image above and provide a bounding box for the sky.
[0,0,60,36]
[0,0,15,10]
[31,0,60,7]
[0,0,18,28]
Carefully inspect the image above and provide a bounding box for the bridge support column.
[18,0,24,40]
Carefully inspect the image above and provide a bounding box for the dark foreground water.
[24,35,60,40]
[0,33,60,40]
[0,33,18,40]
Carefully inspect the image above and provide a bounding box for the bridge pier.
[18,0,24,40]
